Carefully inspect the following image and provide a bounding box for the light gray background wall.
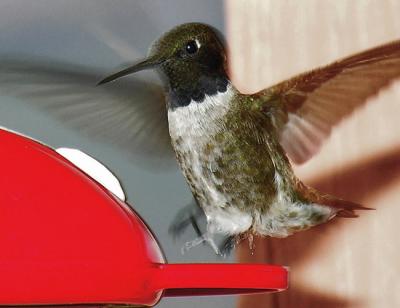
[0,1,236,307]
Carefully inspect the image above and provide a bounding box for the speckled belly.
[172,129,279,235]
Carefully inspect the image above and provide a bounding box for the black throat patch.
[167,74,229,110]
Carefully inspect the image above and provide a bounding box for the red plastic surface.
[0,129,288,307]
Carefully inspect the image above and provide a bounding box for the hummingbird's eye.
[185,40,199,55]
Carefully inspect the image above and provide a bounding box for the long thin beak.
[97,55,165,85]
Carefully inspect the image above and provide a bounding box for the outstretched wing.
[0,56,175,170]
[255,40,400,164]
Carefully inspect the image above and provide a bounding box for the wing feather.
[256,40,400,164]
[0,57,175,170]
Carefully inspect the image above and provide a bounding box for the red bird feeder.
[0,129,288,307]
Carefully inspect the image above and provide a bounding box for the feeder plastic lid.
[0,129,288,307]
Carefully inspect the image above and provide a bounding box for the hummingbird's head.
[99,23,229,109]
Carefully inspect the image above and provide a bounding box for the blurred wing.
[0,57,175,170]
[256,40,400,164]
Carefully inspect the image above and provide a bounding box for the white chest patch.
[168,86,252,235]
[168,85,234,138]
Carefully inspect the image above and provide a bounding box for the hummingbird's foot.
[218,233,250,257]
[218,235,236,257]
[169,198,205,239]
[181,233,221,255]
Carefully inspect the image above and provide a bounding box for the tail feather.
[299,182,374,219]
[323,197,374,218]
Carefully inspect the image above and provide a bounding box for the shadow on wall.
[237,146,400,308]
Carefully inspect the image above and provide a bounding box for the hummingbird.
[97,22,400,253]
[1,23,399,254]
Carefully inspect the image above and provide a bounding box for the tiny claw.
[181,233,221,255]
